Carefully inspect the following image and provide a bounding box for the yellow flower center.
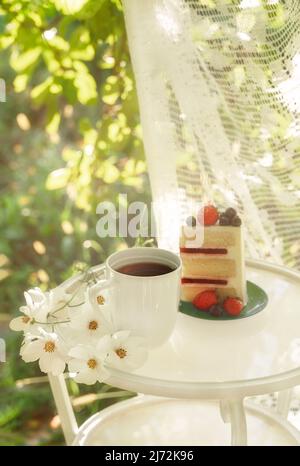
[115,347,127,359]
[22,316,31,324]
[96,295,105,305]
[44,341,55,353]
[88,320,98,331]
[87,358,97,369]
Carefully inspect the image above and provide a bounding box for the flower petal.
[112,330,131,343]
[19,306,29,315]
[27,288,45,305]
[35,307,49,323]
[38,353,51,373]
[50,357,65,375]
[106,344,147,371]
[100,305,114,327]
[75,369,98,385]
[24,291,34,308]
[10,317,26,332]
[96,365,110,383]
[69,345,91,360]
[21,340,43,362]
[96,335,112,355]
[106,351,121,369]
[88,283,109,310]
[32,287,46,302]
[68,359,87,373]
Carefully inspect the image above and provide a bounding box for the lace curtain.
[123,0,300,269]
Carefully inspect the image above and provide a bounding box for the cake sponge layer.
[180,226,238,248]
[182,257,236,278]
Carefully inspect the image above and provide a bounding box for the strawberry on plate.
[193,290,218,310]
[223,297,244,316]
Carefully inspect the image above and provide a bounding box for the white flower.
[87,282,111,311]
[10,288,49,332]
[10,309,38,332]
[10,285,72,333]
[20,329,67,375]
[69,307,113,342]
[68,337,111,385]
[106,331,147,371]
[25,288,47,308]
[14,270,149,383]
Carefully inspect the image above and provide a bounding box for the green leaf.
[42,50,61,74]
[100,55,116,69]
[102,92,119,105]
[10,47,41,73]
[83,128,98,145]
[69,27,95,60]
[46,111,61,135]
[74,71,97,104]
[13,74,29,93]
[54,0,88,15]
[46,168,70,190]
[111,0,123,11]
[70,44,94,61]
[96,162,119,183]
[54,0,105,19]
[102,75,119,105]
[108,122,120,141]
[47,35,69,52]
[79,117,92,134]
[31,77,53,100]
[27,11,43,28]
[0,34,14,49]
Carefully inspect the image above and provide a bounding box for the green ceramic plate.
[179,281,268,321]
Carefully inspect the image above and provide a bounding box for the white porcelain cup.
[92,247,182,348]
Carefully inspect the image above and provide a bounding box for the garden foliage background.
[0,0,151,445]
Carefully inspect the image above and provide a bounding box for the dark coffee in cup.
[116,262,174,277]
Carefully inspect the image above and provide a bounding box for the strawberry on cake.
[180,205,247,318]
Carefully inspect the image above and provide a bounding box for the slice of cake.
[180,205,247,317]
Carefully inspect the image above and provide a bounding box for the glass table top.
[107,260,300,398]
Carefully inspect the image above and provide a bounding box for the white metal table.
[50,260,300,446]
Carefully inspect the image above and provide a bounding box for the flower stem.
[34,319,70,325]
[51,279,86,315]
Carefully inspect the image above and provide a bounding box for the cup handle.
[63,263,112,299]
